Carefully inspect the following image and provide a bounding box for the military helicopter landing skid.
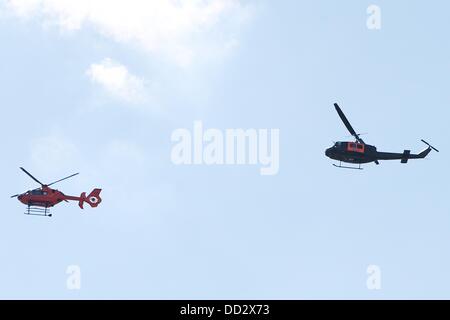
[333,162,363,170]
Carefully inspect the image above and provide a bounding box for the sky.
[0,0,449,299]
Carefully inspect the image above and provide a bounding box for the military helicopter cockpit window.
[31,189,44,195]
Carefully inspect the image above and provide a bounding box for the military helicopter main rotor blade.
[20,167,45,186]
[334,103,366,144]
[47,172,80,187]
[10,194,20,198]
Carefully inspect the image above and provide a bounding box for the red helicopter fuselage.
[17,186,102,209]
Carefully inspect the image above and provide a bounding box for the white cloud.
[86,58,145,103]
[5,0,253,67]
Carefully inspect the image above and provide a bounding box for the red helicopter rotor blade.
[20,167,44,186]
[47,172,80,187]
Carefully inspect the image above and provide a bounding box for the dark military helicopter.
[325,103,439,169]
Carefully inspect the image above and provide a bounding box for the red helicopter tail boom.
[64,189,102,209]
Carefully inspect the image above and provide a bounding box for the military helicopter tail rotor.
[421,139,439,153]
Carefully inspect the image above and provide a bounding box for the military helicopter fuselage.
[325,141,378,164]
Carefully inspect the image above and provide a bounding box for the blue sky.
[0,0,449,299]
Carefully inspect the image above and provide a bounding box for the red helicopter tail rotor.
[78,189,102,209]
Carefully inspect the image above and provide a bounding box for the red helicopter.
[11,167,102,217]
